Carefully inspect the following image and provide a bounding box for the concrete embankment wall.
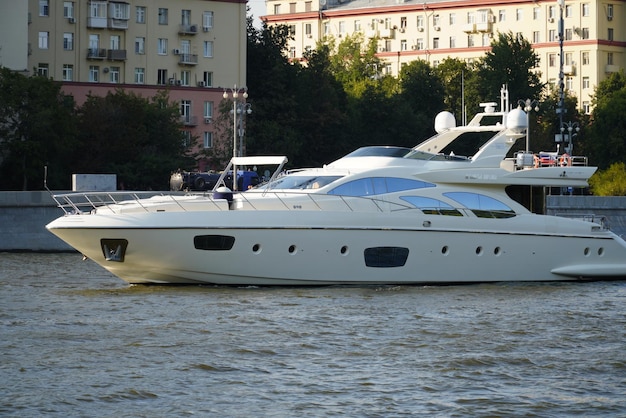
[546,195,626,239]
[0,191,74,251]
[1,192,626,252]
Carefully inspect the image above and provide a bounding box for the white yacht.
[46,90,626,285]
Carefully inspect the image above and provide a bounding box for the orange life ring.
[559,154,572,167]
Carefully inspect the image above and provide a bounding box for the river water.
[1,253,625,417]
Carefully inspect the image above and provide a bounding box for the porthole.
[441,246,449,255]
[598,247,604,256]
[340,245,349,255]
[494,246,501,256]
[584,247,590,256]
[288,245,297,254]
[476,246,483,255]
[252,243,261,254]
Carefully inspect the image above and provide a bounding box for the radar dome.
[434,111,456,133]
[506,108,527,134]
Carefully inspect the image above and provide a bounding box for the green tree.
[435,58,473,125]
[472,32,544,109]
[73,89,189,190]
[587,85,626,169]
[0,67,77,190]
[589,162,626,196]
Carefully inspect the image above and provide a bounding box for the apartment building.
[263,0,625,114]
[22,0,248,170]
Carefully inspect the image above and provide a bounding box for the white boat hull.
[47,210,626,285]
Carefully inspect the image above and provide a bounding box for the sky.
[247,0,266,28]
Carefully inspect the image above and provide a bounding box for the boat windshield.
[256,175,344,190]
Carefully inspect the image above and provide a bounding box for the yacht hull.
[47,210,626,285]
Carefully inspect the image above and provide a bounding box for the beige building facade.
[23,0,248,170]
[263,0,625,114]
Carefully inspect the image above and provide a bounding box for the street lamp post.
[556,0,566,147]
[518,99,539,152]
[222,85,251,190]
[560,121,580,155]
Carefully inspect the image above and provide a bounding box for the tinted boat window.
[443,192,515,218]
[364,247,409,267]
[194,235,235,250]
[401,196,463,216]
[329,177,435,197]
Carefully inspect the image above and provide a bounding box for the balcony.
[108,18,128,30]
[87,48,107,60]
[366,29,378,38]
[107,49,127,61]
[87,16,107,28]
[563,64,576,76]
[463,23,476,33]
[605,64,620,73]
[379,28,393,39]
[475,21,492,32]
[180,115,198,126]
[179,24,198,35]
[178,54,198,65]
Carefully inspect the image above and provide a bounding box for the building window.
[157,69,168,85]
[89,65,99,82]
[467,35,474,47]
[565,28,573,40]
[565,4,573,18]
[516,9,522,21]
[466,12,475,24]
[549,30,556,42]
[607,4,613,19]
[90,1,107,18]
[290,2,296,13]
[181,9,191,26]
[565,52,573,65]
[433,15,440,27]
[289,46,296,58]
[582,77,590,89]
[582,51,589,65]
[566,77,573,91]
[417,15,424,29]
[548,6,556,19]
[109,66,120,83]
[63,33,74,50]
[39,0,49,16]
[323,22,330,35]
[158,8,168,25]
[582,3,589,17]
[482,34,490,46]
[338,21,345,35]
[62,64,73,81]
[449,36,455,48]
[305,23,312,35]
[37,63,49,77]
[401,39,407,51]
[182,131,192,148]
[38,32,49,49]
[134,68,145,84]
[111,3,129,20]
[203,71,213,87]
[448,13,455,25]
[135,37,145,54]
[416,38,424,50]
[136,6,146,23]
[289,24,296,36]
[203,11,214,30]
[532,31,540,43]
[203,132,213,149]
[204,101,214,119]
[608,28,614,41]
[401,16,407,28]
[533,7,540,20]
[354,20,361,31]
[180,100,192,122]
[549,53,556,67]
[498,10,505,22]
[582,101,590,114]
[607,52,614,65]
[204,41,213,58]
[305,2,312,12]
[110,35,121,50]
[582,28,589,39]
[158,38,167,55]
[63,2,74,18]
[179,71,189,86]
[274,4,280,14]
